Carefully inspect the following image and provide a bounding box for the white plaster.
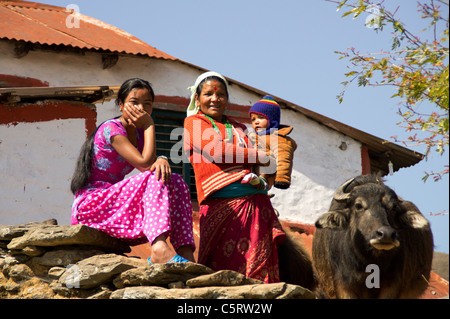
[1,40,363,226]
[270,109,362,224]
[0,119,86,225]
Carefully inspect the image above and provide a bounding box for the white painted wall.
[270,109,362,224]
[0,40,363,226]
[0,119,86,225]
[0,40,201,124]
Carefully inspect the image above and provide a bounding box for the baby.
[242,96,297,190]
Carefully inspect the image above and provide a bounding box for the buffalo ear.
[315,210,350,229]
[397,201,430,229]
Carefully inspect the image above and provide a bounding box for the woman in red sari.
[183,71,285,283]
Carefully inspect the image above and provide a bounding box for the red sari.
[198,194,286,283]
[184,113,286,283]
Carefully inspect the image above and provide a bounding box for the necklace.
[204,114,233,142]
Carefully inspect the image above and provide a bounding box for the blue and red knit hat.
[249,95,281,135]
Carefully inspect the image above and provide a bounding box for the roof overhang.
[0,85,119,105]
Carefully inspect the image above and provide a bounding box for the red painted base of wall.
[0,101,97,136]
[0,74,49,88]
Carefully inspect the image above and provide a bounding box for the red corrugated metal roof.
[0,0,176,60]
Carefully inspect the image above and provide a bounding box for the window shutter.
[151,109,197,201]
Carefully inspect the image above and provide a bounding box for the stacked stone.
[0,219,314,299]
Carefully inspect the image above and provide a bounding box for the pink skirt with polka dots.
[71,171,195,250]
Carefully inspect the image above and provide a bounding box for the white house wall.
[0,119,86,225]
[271,109,362,224]
[0,40,363,226]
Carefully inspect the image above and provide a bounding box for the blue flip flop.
[168,254,190,263]
[148,254,190,265]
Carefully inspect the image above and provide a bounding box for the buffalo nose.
[370,226,400,250]
[374,226,397,242]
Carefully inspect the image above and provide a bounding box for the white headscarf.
[186,71,229,117]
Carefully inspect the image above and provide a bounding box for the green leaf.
[358,76,368,86]
[336,0,348,12]
[353,5,367,19]
[392,37,401,50]
[345,71,358,77]
[342,10,354,18]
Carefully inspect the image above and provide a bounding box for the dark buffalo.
[278,228,316,291]
[312,175,433,299]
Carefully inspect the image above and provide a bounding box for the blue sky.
[42,0,448,253]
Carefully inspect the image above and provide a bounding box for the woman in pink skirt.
[70,78,195,264]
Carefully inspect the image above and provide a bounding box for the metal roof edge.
[0,1,178,60]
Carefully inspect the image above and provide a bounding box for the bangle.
[157,155,168,161]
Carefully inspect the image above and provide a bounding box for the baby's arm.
[241,172,269,190]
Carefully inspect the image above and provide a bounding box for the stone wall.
[0,219,314,299]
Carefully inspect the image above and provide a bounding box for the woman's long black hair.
[70,78,154,195]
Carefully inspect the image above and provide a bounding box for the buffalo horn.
[333,178,355,201]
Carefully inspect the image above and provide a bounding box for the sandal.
[148,254,190,265]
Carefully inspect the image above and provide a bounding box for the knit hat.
[249,95,281,135]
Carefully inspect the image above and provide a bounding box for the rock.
[11,245,46,257]
[87,285,113,299]
[59,253,148,289]
[49,281,76,298]
[7,224,131,253]
[111,282,315,299]
[0,280,21,296]
[168,281,185,289]
[32,248,104,267]
[2,255,30,277]
[111,286,168,299]
[0,219,57,241]
[87,290,112,299]
[113,262,214,289]
[280,283,316,299]
[19,277,56,299]
[1,220,318,300]
[0,276,56,299]
[7,264,34,282]
[48,267,66,279]
[186,270,263,287]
